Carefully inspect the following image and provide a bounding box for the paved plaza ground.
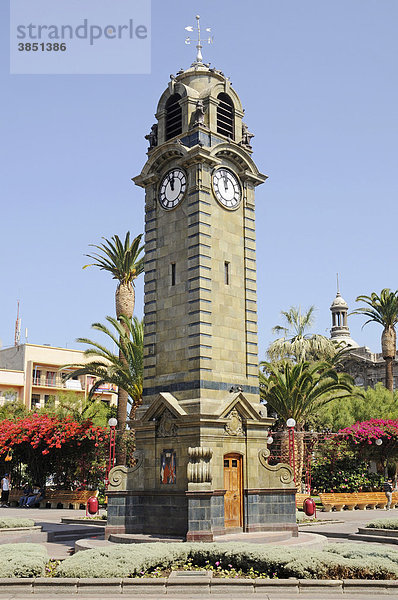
[2,504,398,554]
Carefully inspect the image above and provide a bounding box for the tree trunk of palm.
[115,282,135,465]
[382,326,396,393]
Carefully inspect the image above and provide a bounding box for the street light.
[376,439,383,446]
[106,418,118,485]
[287,418,296,486]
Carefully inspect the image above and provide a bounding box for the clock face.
[159,168,187,210]
[212,168,241,209]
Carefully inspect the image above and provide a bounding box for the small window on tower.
[224,261,230,285]
[165,94,182,140]
[171,263,176,286]
[217,93,234,139]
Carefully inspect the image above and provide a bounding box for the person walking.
[383,478,393,510]
[1,474,10,507]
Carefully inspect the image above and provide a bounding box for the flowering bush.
[0,414,108,488]
[339,419,398,456]
[311,438,383,493]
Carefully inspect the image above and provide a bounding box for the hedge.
[0,544,48,578]
[56,542,398,580]
[0,518,35,529]
[366,519,398,530]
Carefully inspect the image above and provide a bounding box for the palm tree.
[64,316,144,463]
[65,315,143,410]
[351,289,398,392]
[259,360,356,483]
[268,306,338,363]
[83,232,144,464]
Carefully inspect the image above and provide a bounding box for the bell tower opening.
[217,92,234,139]
[165,94,182,140]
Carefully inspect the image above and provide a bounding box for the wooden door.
[223,454,243,528]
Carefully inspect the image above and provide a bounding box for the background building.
[0,343,117,409]
[329,291,398,390]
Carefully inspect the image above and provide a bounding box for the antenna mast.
[14,300,21,346]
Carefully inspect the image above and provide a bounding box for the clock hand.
[170,174,175,191]
[223,173,229,190]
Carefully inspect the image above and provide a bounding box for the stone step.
[349,532,398,544]
[357,527,398,537]
[48,526,104,542]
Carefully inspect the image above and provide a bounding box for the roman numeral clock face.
[212,168,241,209]
[159,168,187,210]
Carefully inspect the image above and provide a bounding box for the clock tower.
[106,28,297,541]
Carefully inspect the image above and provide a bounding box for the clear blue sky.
[1,0,397,357]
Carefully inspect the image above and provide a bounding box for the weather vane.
[185,15,213,65]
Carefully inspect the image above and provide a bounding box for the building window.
[31,394,40,409]
[46,371,56,387]
[33,369,41,385]
[217,93,234,139]
[165,94,182,140]
[224,261,230,285]
[171,263,176,286]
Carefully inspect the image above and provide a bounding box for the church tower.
[330,284,358,348]
[106,21,296,541]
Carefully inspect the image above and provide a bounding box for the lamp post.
[286,418,296,486]
[375,438,387,478]
[106,418,117,485]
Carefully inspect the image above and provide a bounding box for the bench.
[319,491,398,511]
[8,489,98,509]
[296,493,311,509]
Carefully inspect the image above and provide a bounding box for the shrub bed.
[0,518,35,529]
[56,542,398,580]
[0,544,48,578]
[366,519,398,530]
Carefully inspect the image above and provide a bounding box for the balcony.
[32,376,83,391]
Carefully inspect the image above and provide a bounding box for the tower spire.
[185,15,213,66]
[336,272,340,295]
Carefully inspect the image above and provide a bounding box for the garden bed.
[0,518,35,529]
[3,542,398,581]
[366,519,398,530]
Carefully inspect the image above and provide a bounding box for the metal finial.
[336,273,340,295]
[185,15,213,66]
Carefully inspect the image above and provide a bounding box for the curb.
[0,577,397,595]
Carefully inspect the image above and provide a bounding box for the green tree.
[259,360,356,482]
[351,289,398,393]
[39,391,114,427]
[0,398,27,421]
[268,306,339,363]
[310,383,398,432]
[65,316,143,444]
[83,232,144,464]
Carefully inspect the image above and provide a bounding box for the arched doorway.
[223,453,243,528]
